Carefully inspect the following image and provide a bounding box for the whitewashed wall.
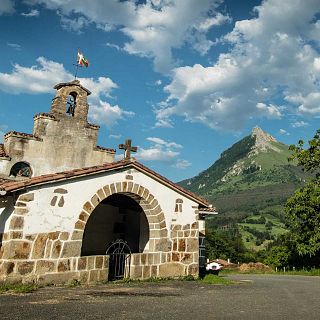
[19,168,199,236]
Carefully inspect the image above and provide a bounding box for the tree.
[288,129,320,176]
[285,129,320,257]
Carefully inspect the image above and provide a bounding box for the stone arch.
[65,181,169,259]
[66,91,77,116]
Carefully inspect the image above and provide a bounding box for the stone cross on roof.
[119,139,138,160]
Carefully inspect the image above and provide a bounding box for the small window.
[175,198,183,213]
[66,92,77,116]
[9,162,32,178]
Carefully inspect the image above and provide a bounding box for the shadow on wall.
[0,197,14,249]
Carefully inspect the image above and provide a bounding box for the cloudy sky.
[0,0,319,181]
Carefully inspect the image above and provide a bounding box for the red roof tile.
[0,160,211,207]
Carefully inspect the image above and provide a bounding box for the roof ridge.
[0,160,211,207]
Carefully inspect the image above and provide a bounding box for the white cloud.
[89,101,134,127]
[279,129,289,135]
[0,57,133,127]
[291,120,309,128]
[7,43,21,51]
[256,103,282,119]
[25,0,227,73]
[174,159,191,169]
[157,0,320,130]
[109,133,122,139]
[105,42,122,51]
[0,0,14,15]
[155,79,162,86]
[21,9,40,17]
[136,136,182,162]
[0,125,8,143]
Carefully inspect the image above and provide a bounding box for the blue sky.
[0,0,319,182]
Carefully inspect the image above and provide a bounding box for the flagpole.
[74,63,80,80]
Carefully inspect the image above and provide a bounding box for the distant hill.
[179,127,310,250]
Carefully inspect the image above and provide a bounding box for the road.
[0,274,319,320]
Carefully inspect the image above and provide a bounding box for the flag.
[77,50,89,67]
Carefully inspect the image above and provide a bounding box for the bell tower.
[50,80,90,121]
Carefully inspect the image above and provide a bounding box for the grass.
[200,274,234,285]
[0,283,38,294]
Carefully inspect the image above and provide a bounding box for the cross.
[119,139,138,160]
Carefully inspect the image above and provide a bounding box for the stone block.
[142,265,151,278]
[95,256,104,269]
[147,253,154,265]
[158,263,184,278]
[159,220,166,229]
[58,260,70,272]
[181,253,193,264]
[18,193,34,202]
[79,211,89,223]
[161,252,167,263]
[79,271,89,284]
[71,230,84,241]
[151,265,158,277]
[186,239,198,253]
[17,261,35,275]
[91,194,100,207]
[44,240,53,258]
[61,241,81,258]
[183,224,190,230]
[191,222,198,229]
[153,253,160,264]
[14,208,28,216]
[103,185,111,196]
[11,231,23,239]
[127,181,133,191]
[132,183,139,194]
[96,188,105,201]
[137,186,144,196]
[110,183,116,194]
[142,188,149,199]
[39,272,79,285]
[9,216,24,230]
[83,201,94,214]
[172,239,178,251]
[0,261,15,275]
[155,239,171,252]
[130,266,142,279]
[87,256,95,270]
[149,199,158,209]
[178,239,186,252]
[89,269,99,283]
[188,264,199,276]
[51,240,62,258]
[75,220,85,230]
[36,260,56,274]
[48,231,59,240]
[77,257,87,270]
[116,182,122,192]
[131,254,140,266]
[172,252,180,262]
[97,269,107,282]
[31,234,48,259]
[3,241,31,259]
[140,253,147,265]
[59,232,69,241]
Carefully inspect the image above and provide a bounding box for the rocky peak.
[251,126,279,153]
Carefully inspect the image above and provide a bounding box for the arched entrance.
[81,193,149,256]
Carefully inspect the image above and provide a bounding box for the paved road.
[0,274,319,320]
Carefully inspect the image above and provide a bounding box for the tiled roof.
[0,160,211,207]
[4,131,42,141]
[95,145,116,153]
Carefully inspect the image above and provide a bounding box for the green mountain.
[179,127,309,250]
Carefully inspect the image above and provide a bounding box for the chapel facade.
[0,80,215,284]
